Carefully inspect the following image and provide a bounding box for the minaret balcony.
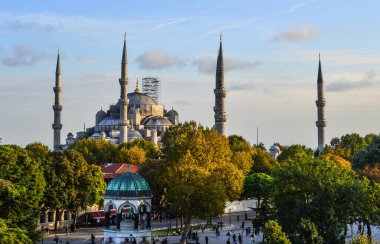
[316,120,326,127]
[315,99,326,107]
[52,105,63,111]
[52,123,62,130]
[214,88,227,97]
[215,114,227,122]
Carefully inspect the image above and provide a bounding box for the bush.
[264,220,290,244]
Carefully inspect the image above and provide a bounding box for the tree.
[353,135,380,169]
[0,145,45,241]
[117,146,147,166]
[251,147,278,174]
[359,163,380,184]
[228,135,254,175]
[43,150,74,230]
[295,218,323,244]
[65,149,106,225]
[119,138,161,159]
[243,173,273,208]
[273,158,372,242]
[276,144,314,163]
[324,133,372,161]
[69,138,118,165]
[159,122,244,244]
[0,219,32,244]
[319,153,351,169]
[264,220,290,244]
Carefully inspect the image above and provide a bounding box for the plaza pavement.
[39,212,380,243]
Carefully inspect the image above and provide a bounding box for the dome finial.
[134,78,140,93]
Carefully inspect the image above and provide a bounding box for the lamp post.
[229,209,232,227]
[41,227,44,244]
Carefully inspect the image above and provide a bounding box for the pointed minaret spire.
[119,33,129,144]
[316,54,326,153]
[52,49,63,150]
[214,34,227,136]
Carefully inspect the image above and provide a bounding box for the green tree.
[295,218,323,244]
[276,144,314,163]
[117,146,147,166]
[69,138,118,165]
[119,138,161,159]
[243,173,273,208]
[0,219,32,244]
[159,122,244,244]
[228,135,254,175]
[43,151,74,230]
[264,220,290,244]
[65,149,106,225]
[0,145,45,241]
[324,133,372,161]
[251,147,278,174]
[273,158,369,242]
[353,136,380,169]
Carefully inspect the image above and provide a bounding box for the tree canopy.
[158,122,244,243]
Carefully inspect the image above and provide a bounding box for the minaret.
[214,34,227,136]
[119,33,129,144]
[52,49,63,150]
[316,54,326,152]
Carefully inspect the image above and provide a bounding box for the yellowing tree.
[159,122,244,244]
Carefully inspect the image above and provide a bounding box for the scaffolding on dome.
[142,77,161,104]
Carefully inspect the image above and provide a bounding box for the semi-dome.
[98,117,120,126]
[143,116,172,127]
[105,172,152,197]
[128,129,143,139]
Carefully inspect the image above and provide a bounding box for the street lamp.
[229,209,232,226]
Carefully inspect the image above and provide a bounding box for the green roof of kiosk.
[105,172,152,197]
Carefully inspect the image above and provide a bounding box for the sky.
[0,0,379,149]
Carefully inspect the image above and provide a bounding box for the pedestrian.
[227,238,231,244]
[250,233,256,243]
[59,240,63,244]
[237,213,240,221]
[238,233,242,244]
[91,233,95,244]
[232,233,236,242]
[205,236,209,244]
[66,241,69,244]
[349,217,354,235]
[54,235,59,244]
[358,224,362,234]
[241,220,245,229]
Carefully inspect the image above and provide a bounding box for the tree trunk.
[54,208,60,230]
[207,216,212,225]
[367,223,372,239]
[180,216,192,244]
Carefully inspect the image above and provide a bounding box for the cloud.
[327,70,380,92]
[229,82,256,91]
[7,19,56,31]
[193,56,261,74]
[2,45,48,66]
[288,0,317,12]
[270,26,321,42]
[146,17,189,32]
[135,50,186,70]
[203,17,262,36]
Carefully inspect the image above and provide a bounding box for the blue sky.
[0,0,379,149]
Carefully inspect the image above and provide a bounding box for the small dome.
[143,116,172,126]
[128,129,143,139]
[96,109,107,117]
[105,172,152,197]
[166,109,178,117]
[269,144,281,152]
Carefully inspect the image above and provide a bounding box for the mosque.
[52,35,180,150]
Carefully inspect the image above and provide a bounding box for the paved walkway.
[39,212,380,243]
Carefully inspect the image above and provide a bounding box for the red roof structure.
[101,163,139,181]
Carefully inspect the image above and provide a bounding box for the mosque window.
[48,212,54,222]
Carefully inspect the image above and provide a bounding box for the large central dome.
[105,172,152,198]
